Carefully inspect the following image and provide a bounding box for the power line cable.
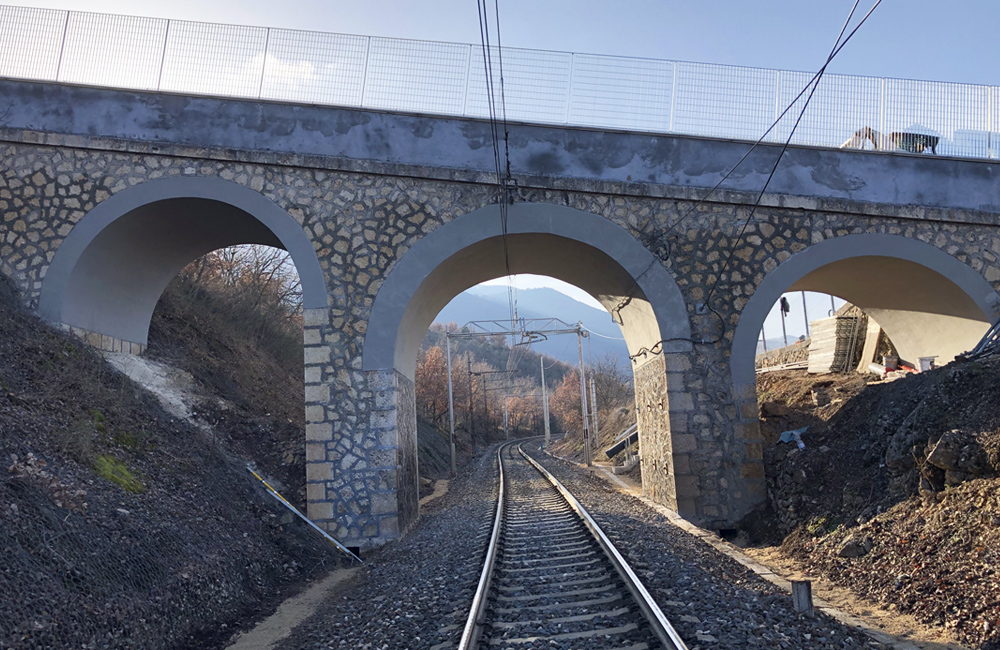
[611,1,876,326]
[704,0,876,307]
[624,0,881,362]
[582,325,626,341]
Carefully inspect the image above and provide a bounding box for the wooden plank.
[856,319,882,372]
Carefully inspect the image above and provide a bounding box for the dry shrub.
[173,245,303,369]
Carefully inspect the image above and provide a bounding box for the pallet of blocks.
[807,315,860,374]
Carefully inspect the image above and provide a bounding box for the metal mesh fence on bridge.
[2,5,1000,160]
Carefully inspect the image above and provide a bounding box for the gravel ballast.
[522,443,891,650]
[269,440,899,650]
[272,449,499,650]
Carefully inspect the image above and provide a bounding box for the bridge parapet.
[2,5,1000,159]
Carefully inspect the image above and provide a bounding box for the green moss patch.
[93,455,145,493]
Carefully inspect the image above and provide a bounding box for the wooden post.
[791,580,813,615]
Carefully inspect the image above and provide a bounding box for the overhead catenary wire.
[704,0,878,307]
[625,0,881,363]
[477,0,522,393]
[612,0,877,328]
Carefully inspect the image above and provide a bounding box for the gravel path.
[272,449,498,650]
[522,442,891,650]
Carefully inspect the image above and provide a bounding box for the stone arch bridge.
[3,78,1000,547]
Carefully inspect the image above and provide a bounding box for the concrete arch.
[363,202,692,380]
[732,233,999,389]
[39,176,326,347]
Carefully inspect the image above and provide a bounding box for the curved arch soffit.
[731,233,999,387]
[364,202,692,380]
[39,175,327,332]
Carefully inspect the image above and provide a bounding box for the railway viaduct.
[3,77,1000,547]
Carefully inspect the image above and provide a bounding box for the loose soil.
[0,275,342,650]
[747,364,1000,650]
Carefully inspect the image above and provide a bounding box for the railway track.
[459,442,687,650]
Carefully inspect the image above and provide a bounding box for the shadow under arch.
[38,176,327,347]
[364,202,692,380]
[731,233,999,391]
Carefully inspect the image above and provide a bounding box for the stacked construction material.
[807,315,860,374]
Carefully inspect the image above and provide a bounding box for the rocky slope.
[754,364,1000,649]
[0,276,341,650]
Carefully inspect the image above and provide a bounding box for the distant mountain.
[432,287,630,368]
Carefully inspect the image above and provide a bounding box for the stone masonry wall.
[4,132,1000,541]
[394,372,419,534]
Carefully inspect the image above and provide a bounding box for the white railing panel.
[775,71,882,149]
[883,78,990,159]
[0,6,65,81]
[467,46,572,124]
[569,54,672,132]
[672,62,777,141]
[363,37,468,115]
[159,20,267,99]
[260,29,368,106]
[59,12,167,90]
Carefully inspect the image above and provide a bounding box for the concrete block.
[304,345,330,365]
[744,441,763,460]
[731,382,756,402]
[369,409,394,430]
[305,482,326,503]
[370,491,397,515]
[369,448,397,468]
[672,434,698,453]
[303,309,328,328]
[674,474,701,496]
[664,372,686,388]
[307,500,334,521]
[305,405,325,423]
[306,461,333,483]
[305,383,330,404]
[379,515,400,538]
[663,353,692,372]
[739,401,759,419]
[306,422,333,441]
[667,391,694,411]
[735,420,762,440]
[374,389,396,410]
[671,452,691,475]
[740,461,765,479]
[676,498,698,518]
[367,370,396,391]
[305,442,327,462]
[668,412,688,433]
[304,365,322,384]
[303,328,322,345]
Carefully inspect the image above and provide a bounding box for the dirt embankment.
[751,364,1000,649]
[0,276,340,650]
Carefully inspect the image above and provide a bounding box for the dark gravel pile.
[760,361,1000,648]
[522,443,890,650]
[0,276,340,650]
[273,449,499,650]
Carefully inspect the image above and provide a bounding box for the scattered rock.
[837,534,873,558]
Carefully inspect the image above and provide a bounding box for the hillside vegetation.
[0,262,338,649]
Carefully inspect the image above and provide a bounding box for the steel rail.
[518,444,689,650]
[457,442,508,649]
